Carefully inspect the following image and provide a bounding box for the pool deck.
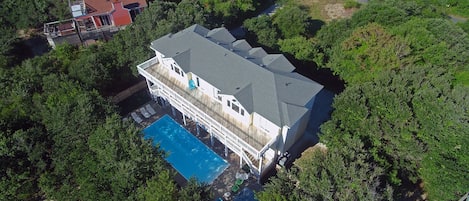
[127,101,262,200]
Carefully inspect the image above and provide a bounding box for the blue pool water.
[143,115,229,183]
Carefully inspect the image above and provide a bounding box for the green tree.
[258,137,394,201]
[0,0,69,29]
[273,5,311,38]
[243,15,280,48]
[278,36,317,61]
[200,0,256,19]
[178,178,213,201]
[329,23,411,84]
[137,171,177,201]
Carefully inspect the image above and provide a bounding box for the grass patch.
[344,0,360,9]
[293,0,355,21]
[454,71,469,86]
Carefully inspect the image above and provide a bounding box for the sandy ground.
[296,0,359,21]
[325,3,355,20]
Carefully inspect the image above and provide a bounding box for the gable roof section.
[263,54,295,73]
[172,49,191,72]
[151,24,323,127]
[280,102,309,127]
[232,84,254,113]
[206,28,236,44]
[232,39,252,51]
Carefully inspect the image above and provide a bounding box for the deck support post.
[183,114,186,126]
[258,155,263,184]
[171,106,176,116]
[239,153,243,168]
[196,122,200,136]
[224,145,228,157]
[210,134,214,147]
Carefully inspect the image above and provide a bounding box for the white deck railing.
[137,59,276,161]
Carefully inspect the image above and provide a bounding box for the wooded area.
[1,0,468,200]
[249,1,468,200]
[0,0,256,200]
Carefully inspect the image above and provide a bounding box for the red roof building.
[73,0,147,30]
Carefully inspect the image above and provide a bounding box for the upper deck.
[138,57,277,159]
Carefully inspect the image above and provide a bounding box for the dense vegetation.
[1,0,467,200]
[252,1,469,200]
[0,0,261,200]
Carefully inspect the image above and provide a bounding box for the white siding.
[222,95,250,125]
[158,57,188,87]
[252,113,280,137]
[282,110,311,152]
[191,73,218,99]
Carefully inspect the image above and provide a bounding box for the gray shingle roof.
[150,24,323,127]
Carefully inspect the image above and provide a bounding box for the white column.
[239,152,243,168]
[210,134,214,147]
[183,114,186,126]
[224,145,228,157]
[258,156,263,177]
[90,16,98,29]
[224,128,228,157]
[209,124,214,146]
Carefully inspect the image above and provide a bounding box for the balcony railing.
[138,59,274,158]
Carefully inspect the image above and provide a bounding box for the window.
[217,90,222,101]
[99,15,111,26]
[181,72,184,77]
[241,109,244,116]
[174,67,180,74]
[227,100,230,107]
[232,104,239,113]
[196,77,200,86]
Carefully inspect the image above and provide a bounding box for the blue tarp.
[234,187,258,201]
[189,79,197,90]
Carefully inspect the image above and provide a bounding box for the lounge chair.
[235,178,244,186]
[231,184,240,193]
[131,112,143,124]
[140,107,151,118]
[145,104,156,115]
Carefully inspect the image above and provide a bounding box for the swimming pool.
[143,115,229,183]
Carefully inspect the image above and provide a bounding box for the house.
[44,0,147,48]
[137,24,323,179]
[71,0,147,31]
